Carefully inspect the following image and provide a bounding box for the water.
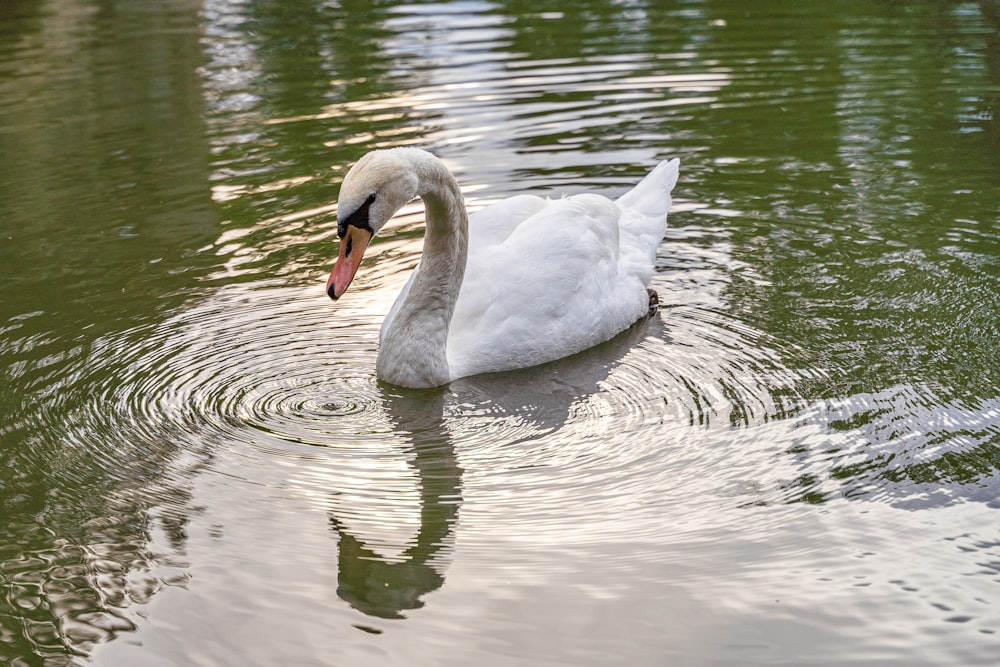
[1,0,999,664]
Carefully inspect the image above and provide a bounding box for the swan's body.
[327,148,679,388]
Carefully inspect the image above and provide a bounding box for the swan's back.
[445,158,680,380]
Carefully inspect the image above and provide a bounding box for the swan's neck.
[377,155,468,388]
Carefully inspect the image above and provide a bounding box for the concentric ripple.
[40,236,814,515]
[76,287,388,466]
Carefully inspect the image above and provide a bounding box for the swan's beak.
[327,225,373,300]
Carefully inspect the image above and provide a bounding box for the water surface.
[1,1,999,665]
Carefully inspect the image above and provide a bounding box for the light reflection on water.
[1,0,1000,664]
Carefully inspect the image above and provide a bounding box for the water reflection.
[326,299,799,622]
[328,317,659,621]
[0,0,214,662]
[331,386,461,621]
[0,0,216,332]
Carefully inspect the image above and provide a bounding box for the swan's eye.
[338,192,378,238]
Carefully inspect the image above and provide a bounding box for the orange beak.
[326,226,373,300]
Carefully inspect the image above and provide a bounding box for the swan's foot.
[647,288,659,316]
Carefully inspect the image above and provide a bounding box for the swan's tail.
[615,158,680,285]
[616,157,680,217]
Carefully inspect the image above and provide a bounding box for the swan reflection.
[329,386,460,620]
[328,315,660,620]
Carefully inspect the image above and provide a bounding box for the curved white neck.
[376,152,468,387]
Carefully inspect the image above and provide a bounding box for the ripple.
[237,378,379,446]
[25,253,814,556]
[70,286,389,467]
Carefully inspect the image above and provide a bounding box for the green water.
[1,1,999,665]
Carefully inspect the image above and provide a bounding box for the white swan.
[326,148,679,388]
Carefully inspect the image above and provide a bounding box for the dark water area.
[1,1,999,665]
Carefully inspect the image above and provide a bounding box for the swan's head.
[327,150,420,300]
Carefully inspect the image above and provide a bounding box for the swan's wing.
[447,193,649,378]
[467,194,548,250]
[381,194,546,345]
